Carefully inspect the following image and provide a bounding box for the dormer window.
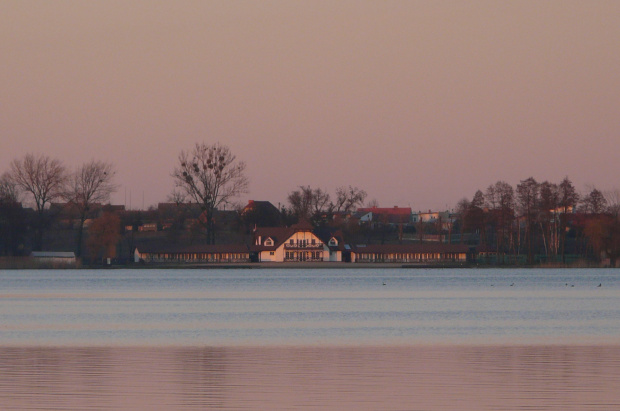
[265,238,273,247]
[329,237,338,246]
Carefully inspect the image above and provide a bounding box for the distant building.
[350,244,472,263]
[241,200,281,227]
[412,210,452,223]
[355,206,412,228]
[134,244,251,263]
[138,223,158,232]
[30,251,77,266]
[252,220,344,262]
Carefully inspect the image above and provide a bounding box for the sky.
[1,0,619,212]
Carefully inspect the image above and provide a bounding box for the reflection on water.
[1,345,619,410]
[1,268,620,409]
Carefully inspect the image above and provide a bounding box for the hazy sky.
[2,1,619,211]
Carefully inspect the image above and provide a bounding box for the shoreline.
[0,261,610,270]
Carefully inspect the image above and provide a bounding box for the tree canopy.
[171,142,248,244]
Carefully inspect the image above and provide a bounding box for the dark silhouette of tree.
[0,174,27,256]
[604,189,620,218]
[538,181,559,257]
[171,142,248,244]
[240,201,281,232]
[585,214,620,267]
[485,181,514,263]
[366,198,380,208]
[455,198,470,243]
[0,173,20,203]
[7,154,67,250]
[287,185,367,228]
[63,160,117,258]
[516,177,539,264]
[333,186,367,214]
[287,186,331,226]
[580,188,607,214]
[456,191,486,245]
[558,177,579,262]
[86,212,121,263]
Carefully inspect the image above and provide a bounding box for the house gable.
[252,222,340,262]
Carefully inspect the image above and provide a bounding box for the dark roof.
[253,226,297,250]
[31,251,76,258]
[357,207,412,216]
[136,244,250,254]
[253,221,325,251]
[102,204,126,213]
[351,244,471,254]
[356,207,412,224]
[242,200,280,214]
[291,219,314,231]
[314,227,346,251]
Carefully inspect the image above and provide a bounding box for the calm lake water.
[1,267,619,409]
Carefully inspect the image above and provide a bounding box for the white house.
[253,221,344,262]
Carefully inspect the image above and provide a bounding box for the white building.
[253,221,344,262]
[30,251,77,266]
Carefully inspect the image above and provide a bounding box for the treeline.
[455,177,620,266]
[2,148,620,267]
[0,153,117,259]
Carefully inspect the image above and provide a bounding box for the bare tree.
[516,177,539,264]
[558,177,579,263]
[456,192,485,245]
[539,181,559,256]
[580,188,607,214]
[7,154,67,250]
[287,187,312,221]
[604,189,620,218]
[366,198,380,208]
[0,173,27,256]
[86,212,121,264]
[64,160,118,257]
[171,142,248,244]
[287,186,331,225]
[485,181,514,263]
[584,214,620,267]
[0,173,20,203]
[333,186,367,214]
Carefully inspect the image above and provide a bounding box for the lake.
[1,267,619,409]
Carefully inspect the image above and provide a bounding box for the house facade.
[253,221,343,262]
[133,219,474,265]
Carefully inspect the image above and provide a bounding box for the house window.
[290,239,294,245]
[329,238,337,246]
[311,239,316,245]
[270,252,274,256]
[265,238,273,246]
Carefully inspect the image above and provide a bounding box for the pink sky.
[2,1,619,211]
